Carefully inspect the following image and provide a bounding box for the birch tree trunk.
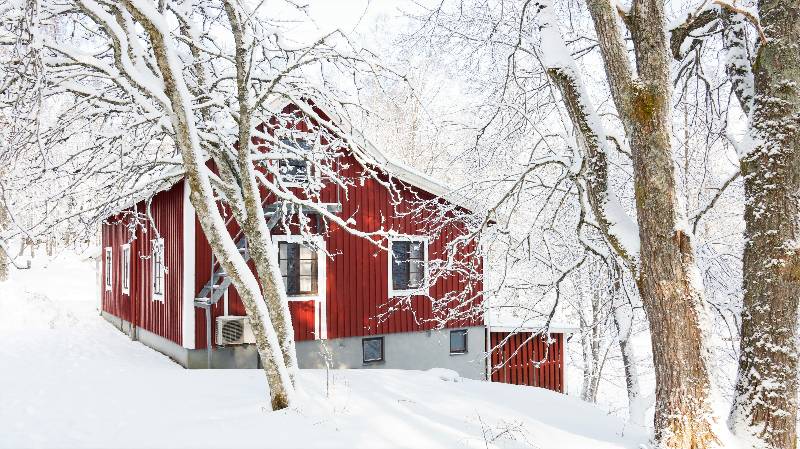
[0,195,9,282]
[610,262,647,428]
[123,1,294,410]
[730,2,800,447]
[223,1,298,385]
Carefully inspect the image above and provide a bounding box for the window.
[362,337,384,363]
[278,241,318,296]
[389,238,427,295]
[104,247,112,291]
[276,138,314,185]
[121,244,131,295]
[277,159,311,185]
[450,329,468,354]
[152,239,165,301]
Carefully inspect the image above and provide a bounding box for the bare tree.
[1,0,409,410]
[402,0,726,445]
[3,0,483,411]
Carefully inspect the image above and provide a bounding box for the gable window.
[152,238,165,301]
[277,158,311,185]
[121,244,131,295]
[389,238,427,295]
[278,241,318,296]
[362,337,384,363]
[104,247,113,291]
[450,329,468,354]
[276,138,314,185]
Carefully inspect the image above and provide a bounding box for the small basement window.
[104,247,112,291]
[450,329,468,354]
[278,241,318,296]
[362,337,384,363]
[390,238,427,295]
[121,244,131,295]
[152,238,165,301]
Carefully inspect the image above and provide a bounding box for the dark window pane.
[363,337,384,362]
[391,240,426,291]
[278,159,309,184]
[278,241,317,295]
[391,241,409,290]
[450,330,468,354]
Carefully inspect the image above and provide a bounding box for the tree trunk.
[730,2,800,448]
[0,200,8,282]
[223,1,299,387]
[540,1,718,443]
[123,0,294,410]
[0,165,8,282]
[583,1,719,446]
[610,262,647,428]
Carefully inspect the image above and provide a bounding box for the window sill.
[449,351,468,356]
[287,295,323,302]
[388,288,428,298]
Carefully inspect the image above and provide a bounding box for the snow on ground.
[0,252,647,449]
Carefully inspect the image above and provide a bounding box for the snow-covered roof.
[487,308,578,335]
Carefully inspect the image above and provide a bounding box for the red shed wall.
[101,181,185,346]
[489,331,565,393]
[193,149,483,349]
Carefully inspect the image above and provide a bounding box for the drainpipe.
[193,299,213,369]
[205,304,212,368]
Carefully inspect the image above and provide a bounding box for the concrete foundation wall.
[296,327,487,380]
[101,312,486,379]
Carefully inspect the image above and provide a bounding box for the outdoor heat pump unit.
[215,315,256,346]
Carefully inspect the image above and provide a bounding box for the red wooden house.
[99,101,568,391]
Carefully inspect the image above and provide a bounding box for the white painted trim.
[387,235,430,298]
[272,234,327,339]
[152,238,165,303]
[182,185,196,349]
[121,244,131,295]
[488,326,579,335]
[104,247,113,291]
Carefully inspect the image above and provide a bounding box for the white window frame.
[272,234,327,339]
[387,235,429,297]
[121,244,131,295]
[151,238,165,302]
[104,247,113,291]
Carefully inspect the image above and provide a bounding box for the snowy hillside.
[0,254,647,449]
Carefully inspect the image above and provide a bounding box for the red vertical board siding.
[489,331,564,393]
[101,181,184,346]
[192,148,484,348]
[289,301,316,341]
[101,215,130,323]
